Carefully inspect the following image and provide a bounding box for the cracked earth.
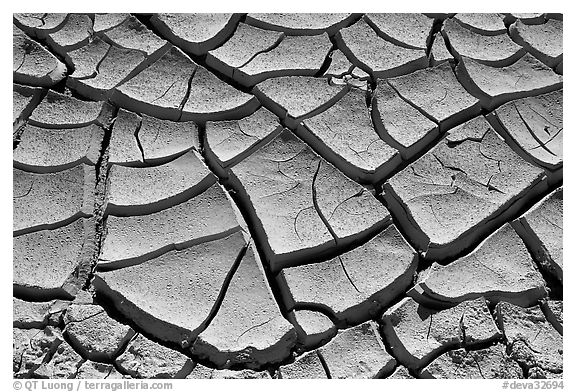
[13,12,563,379]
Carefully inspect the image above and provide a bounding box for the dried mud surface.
[13,12,562,379]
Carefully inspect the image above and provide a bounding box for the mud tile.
[138,113,200,163]
[191,243,296,369]
[429,33,453,66]
[253,76,348,128]
[151,13,241,55]
[387,62,481,130]
[14,13,68,36]
[383,116,546,261]
[514,188,562,282]
[320,322,396,378]
[314,159,391,239]
[45,14,93,54]
[421,345,523,378]
[453,13,507,35]
[228,130,333,267]
[324,49,354,77]
[64,304,135,361]
[14,218,94,298]
[229,129,389,271]
[13,165,94,235]
[205,107,281,171]
[300,88,401,183]
[113,46,195,121]
[290,310,336,349]
[107,109,143,166]
[280,225,416,325]
[31,339,84,378]
[13,84,43,125]
[103,16,167,56]
[456,53,562,110]
[245,13,356,35]
[14,326,64,377]
[410,224,547,307]
[365,13,434,49]
[372,80,439,159]
[65,36,110,79]
[100,183,241,268]
[95,232,247,346]
[116,334,194,378]
[510,19,562,69]
[497,302,563,378]
[206,22,284,78]
[443,19,525,66]
[76,360,126,379]
[280,351,327,378]
[235,34,332,86]
[105,150,215,215]
[180,65,259,122]
[93,13,130,33]
[488,90,562,171]
[28,90,107,128]
[13,298,56,328]
[337,18,428,78]
[69,45,147,101]
[381,297,500,370]
[14,124,103,173]
[13,25,67,87]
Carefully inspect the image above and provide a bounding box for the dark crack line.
[133,116,145,162]
[76,44,112,81]
[526,127,562,151]
[311,161,338,242]
[327,189,364,221]
[237,33,286,69]
[472,355,486,379]
[486,174,506,194]
[235,317,275,343]
[386,80,439,125]
[541,216,562,231]
[276,161,302,183]
[526,105,559,130]
[65,309,105,325]
[346,145,370,165]
[428,201,447,228]
[14,52,26,73]
[236,122,260,140]
[150,80,180,104]
[14,181,34,199]
[338,256,361,294]
[259,182,301,200]
[263,146,308,164]
[477,142,503,166]
[176,66,198,122]
[426,314,433,341]
[459,311,467,344]
[316,350,332,379]
[514,103,556,156]
[188,239,250,348]
[471,254,509,284]
[435,88,448,104]
[293,206,315,241]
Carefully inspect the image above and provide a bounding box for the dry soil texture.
[13,12,563,380]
